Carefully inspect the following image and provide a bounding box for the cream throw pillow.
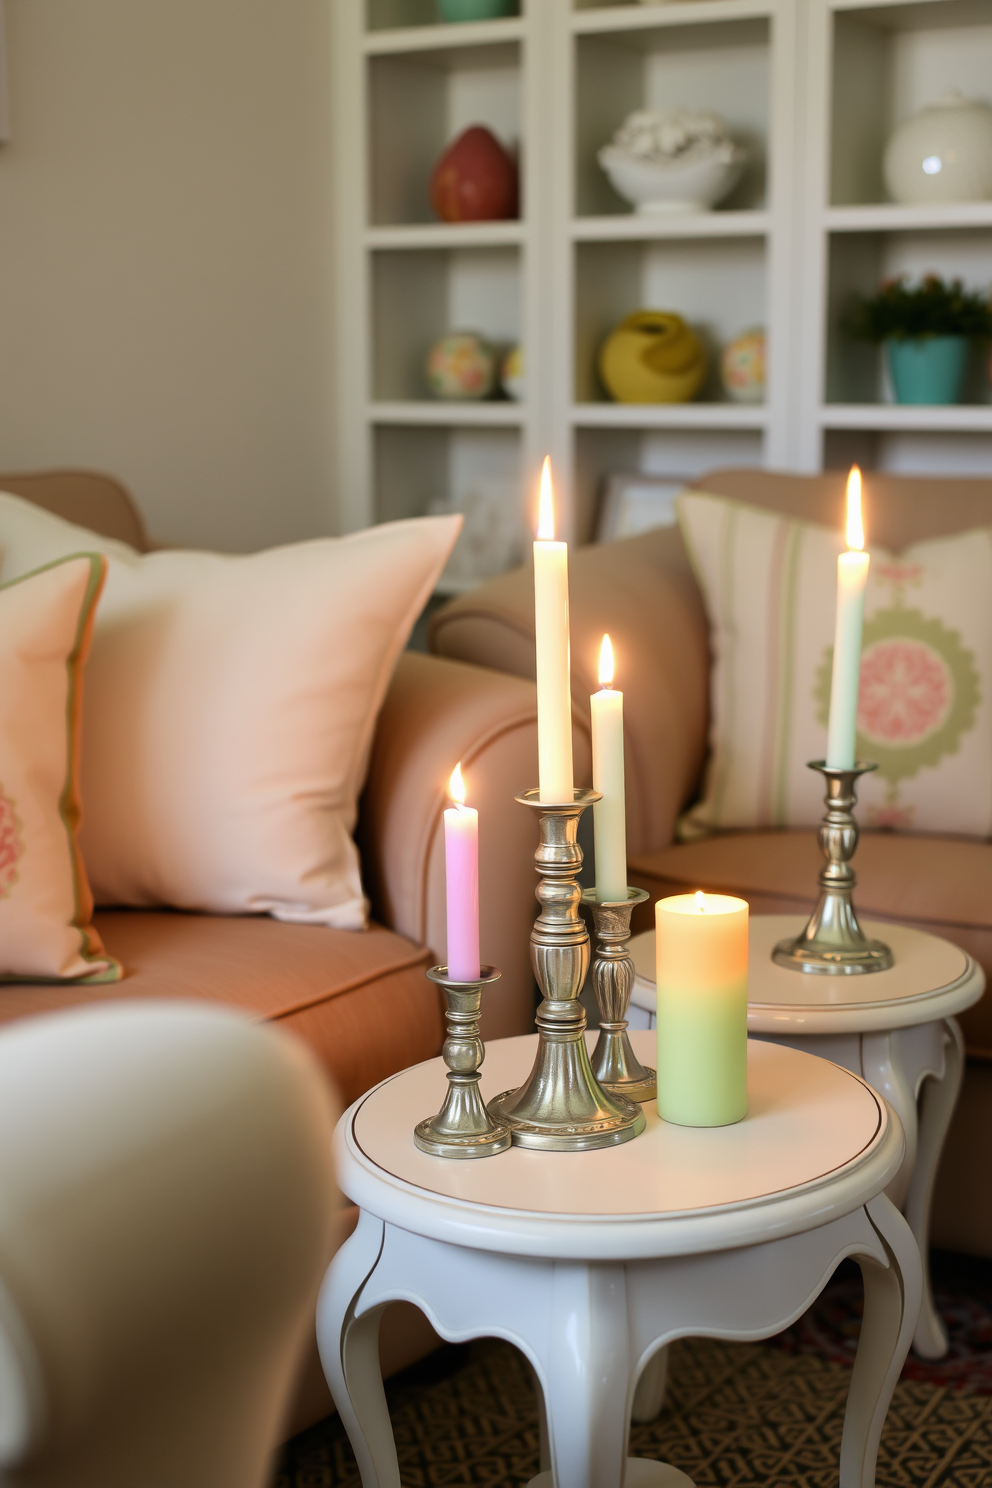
[0,555,120,981]
[0,495,460,926]
[679,491,992,840]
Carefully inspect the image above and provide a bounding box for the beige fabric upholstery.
[0,1001,338,1487]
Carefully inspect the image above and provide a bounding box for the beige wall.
[0,0,336,551]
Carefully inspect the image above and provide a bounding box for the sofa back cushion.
[0,493,460,928]
[679,490,992,840]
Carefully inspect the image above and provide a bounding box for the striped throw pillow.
[678,491,992,840]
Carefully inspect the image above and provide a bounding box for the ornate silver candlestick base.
[415,966,511,1158]
[772,761,894,976]
[582,887,656,1103]
[487,790,645,1151]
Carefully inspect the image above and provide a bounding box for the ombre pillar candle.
[656,892,748,1127]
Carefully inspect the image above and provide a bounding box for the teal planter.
[886,335,969,405]
[437,0,514,20]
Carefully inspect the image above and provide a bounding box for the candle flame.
[695,890,706,913]
[448,762,466,806]
[598,633,614,688]
[845,466,864,551]
[537,457,555,541]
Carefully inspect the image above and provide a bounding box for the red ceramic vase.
[430,126,519,223]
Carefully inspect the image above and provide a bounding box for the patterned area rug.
[274,1331,992,1488]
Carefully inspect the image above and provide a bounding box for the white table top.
[334,1032,902,1261]
[631,916,984,1034]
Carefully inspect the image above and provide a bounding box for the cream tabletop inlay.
[352,1032,882,1221]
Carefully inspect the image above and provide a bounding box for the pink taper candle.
[444,762,480,982]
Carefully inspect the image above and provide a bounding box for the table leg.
[316,1212,400,1488]
[630,1345,669,1423]
[840,1194,922,1488]
[903,1018,964,1359]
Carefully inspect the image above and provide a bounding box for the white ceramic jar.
[884,91,992,205]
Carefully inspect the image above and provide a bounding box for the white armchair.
[0,1001,339,1488]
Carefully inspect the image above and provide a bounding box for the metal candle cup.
[414,966,511,1159]
[772,761,894,975]
[487,790,645,1151]
[582,886,656,1103]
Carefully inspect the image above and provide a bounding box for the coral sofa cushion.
[0,555,120,982]
[0,494,460,928]
[628,831,992,1060]
[0,913,439,1109]
[679,491,992,839]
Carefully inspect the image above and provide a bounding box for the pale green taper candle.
[656,892,748,1127]
[826,466,870,770]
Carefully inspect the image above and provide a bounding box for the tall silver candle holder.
[581,886,656,1103]
[773,761,893,975]
[414,966,511,1158]
[487,790,645,1151]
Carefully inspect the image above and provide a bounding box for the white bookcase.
[331,0,992,576]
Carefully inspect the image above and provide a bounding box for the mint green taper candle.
[656,892,748,1128]
[825,466,870,770]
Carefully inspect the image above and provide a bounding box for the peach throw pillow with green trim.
[678,491,992,840]
[0,555,120,982]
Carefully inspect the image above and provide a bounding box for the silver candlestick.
[582,887,656,1103]
[487,790,645,1151]
[414,966,511,1158]
[772,761,893,975]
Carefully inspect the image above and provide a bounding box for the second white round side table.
[629,914,985,1360]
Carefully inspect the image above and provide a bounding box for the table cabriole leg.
[316,1213,400,1488]
[841,1194,922,1488]
[903,1018,965,1359]
[630,1345,669,1423]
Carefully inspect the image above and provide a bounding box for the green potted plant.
[845,275,992,405]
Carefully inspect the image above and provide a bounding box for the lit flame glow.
[695,890,706,913]
[598,634,614,688]
[537,457,555,541]
[845,465,864,551]
[448,762,466,806]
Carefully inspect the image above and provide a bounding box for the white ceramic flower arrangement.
[598,109,746,215]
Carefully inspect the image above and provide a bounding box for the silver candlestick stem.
[487,790,645,1151]
[772,761,893,975]
[414,966,511,1158]
[582,887,656,1103]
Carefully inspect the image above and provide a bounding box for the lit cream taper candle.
[656,891,748,1127]
[591,634,627,902]
[534,457,573,803]
[826,466,870,770]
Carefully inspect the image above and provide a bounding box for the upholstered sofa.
[0,469,566,1432]
[431,467,992,1262]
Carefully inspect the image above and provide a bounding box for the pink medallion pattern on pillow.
[0,788,22,901]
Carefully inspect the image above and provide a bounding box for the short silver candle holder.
[772,761,893,976]
[582,886,656,1103]
[487,790,645,1151]
[414,965,511,1158]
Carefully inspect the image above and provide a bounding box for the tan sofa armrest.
[429,526,709,857]
[359,651,591,1039]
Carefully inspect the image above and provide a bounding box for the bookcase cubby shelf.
[332,0,992,580]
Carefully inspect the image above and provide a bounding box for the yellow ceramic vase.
[598,311,707,404]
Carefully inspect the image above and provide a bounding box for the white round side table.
[317,1031,920,1488]
[628,915,984,1361]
